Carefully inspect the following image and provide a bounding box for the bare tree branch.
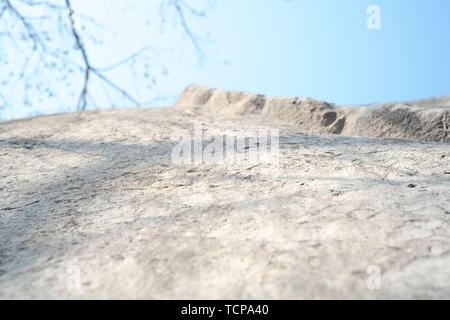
[91,68,140,106]
[65,0,139,110]
[0,0,214,116]
[3,0,45,50]
[172,0,204,61]
[65,0,90,110]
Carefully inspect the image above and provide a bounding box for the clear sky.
[2,0,450,119]
[196,0,450,105]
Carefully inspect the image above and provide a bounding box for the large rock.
[0,88,449,299]
[175,85,450,142]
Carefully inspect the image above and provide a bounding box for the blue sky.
[199,0,450,105]
[1,0,450,119]
[82,0,450,105]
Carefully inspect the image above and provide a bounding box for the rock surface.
[0,87,449,299]
[175,85,450,142]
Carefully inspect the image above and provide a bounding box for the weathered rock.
[0,89,449,299]
[175,85,450,142]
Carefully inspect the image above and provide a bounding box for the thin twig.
[65,0,139,110]
[65,0,90,110]
[4,0,44,50]
[172,0,204,61]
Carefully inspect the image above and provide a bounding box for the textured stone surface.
[0,91,449,299]
[175,85,450,142]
